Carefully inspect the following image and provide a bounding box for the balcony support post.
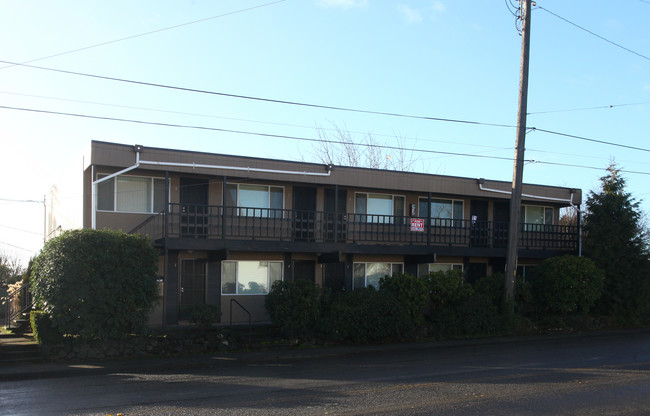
[222,176,227,239]
[427,192,432,246]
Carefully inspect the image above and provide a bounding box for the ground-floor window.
[353,262,403,289]
[221,260,283,295]
[418,263,463,277]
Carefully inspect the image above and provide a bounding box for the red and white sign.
[410,218,425,232]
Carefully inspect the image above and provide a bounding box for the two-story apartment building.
[83,141,581,325]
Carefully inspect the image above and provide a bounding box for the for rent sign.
[410,218,424,232]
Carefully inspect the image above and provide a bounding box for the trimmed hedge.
[30,310,63,344]
[31,229,159,341]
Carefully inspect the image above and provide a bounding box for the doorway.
[324,188,347,242]
[470,200,489,247]
[293,187,317,242]
[180,178,209,237]
[493,201,510,248]
[179,259,206,319]
[292,260,316,283]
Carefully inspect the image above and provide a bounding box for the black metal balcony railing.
[130,203,579,251]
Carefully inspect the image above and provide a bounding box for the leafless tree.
[559,206,579,227]
[311,123,421,172]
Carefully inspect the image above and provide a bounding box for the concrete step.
[0,333,44,364]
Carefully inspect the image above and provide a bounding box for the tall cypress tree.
[583,163,650,324]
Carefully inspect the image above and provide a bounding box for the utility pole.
[505,0,532,302]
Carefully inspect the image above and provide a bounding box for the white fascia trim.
[477,179,575,205]
[137,159,332,177]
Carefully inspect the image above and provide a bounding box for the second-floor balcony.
[130,203,579,253]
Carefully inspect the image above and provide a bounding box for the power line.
[0,224,42,236]
[0,90,511,151]
[529,160,650,176]
[528,101,650,115]
[537,6,650,61]
[0,0,287,70]
[0,241,37,253]
[0,59,516,129]
[532,128,650,153]
[0,104,518,163]
[2,104,649,177]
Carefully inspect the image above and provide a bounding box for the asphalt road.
[2,329,650,415]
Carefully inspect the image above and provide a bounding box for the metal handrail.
[229,299,251,345]
[2,282,33,327]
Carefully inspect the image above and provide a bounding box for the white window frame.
[418,197,464,227]
[353,262,404,289]
[96,174,166,214]
[226,183,284,218]
[417,263,463,277]
[355,192,405,224]
[521,205,553,231]
[221,260,283,295]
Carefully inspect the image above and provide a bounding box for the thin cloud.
[432,1,446,13]
[316,0,368,9]
[397,4,423,23]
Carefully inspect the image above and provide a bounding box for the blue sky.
[1,0,649,265]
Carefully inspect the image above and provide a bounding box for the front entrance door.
[180,178,209,237]
[323,262,346,292]
[493,201,510,248]
[470,200,489,247]
[180,259,206,319]
[324,188,347,242]
[293,187,317,242]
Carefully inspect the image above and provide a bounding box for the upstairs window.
[355,193,405,224]
[96,174,165,213]
[419,198,464,227]
[521,205,553,231]
[226,184,283,218]
[353,262,404,289]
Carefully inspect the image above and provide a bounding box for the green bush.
[423,270,508,338]
[528,255,605,316]
[322,288,413,344]
[265,279,322,337]
[31,229,159,340]
[184,304,221,330]
[424,270,473,311]
[378,273,428,330]
[30,310,63,344]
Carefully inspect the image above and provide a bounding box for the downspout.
[477,178,576,204]
[91,150,142,229]
[477,178,581,255]
[91,146,333,230]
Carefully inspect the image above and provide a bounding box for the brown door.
[180,259,206,319]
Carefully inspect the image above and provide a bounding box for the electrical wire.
[0,104,518,163]
[0,224,42,236]
[0,59,516,129]
[0,90,511,151]
[2,104,649,176]
[532,128,650,153]
[0,241,37,253]
[528,101,650,115]
[537,6,650,61]
[0,0,287,70]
